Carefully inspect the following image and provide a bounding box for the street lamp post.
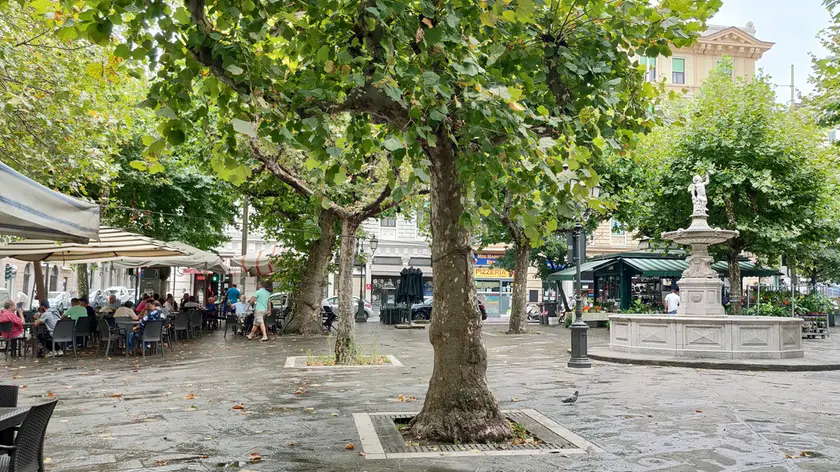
[567,178,600,369]
[356,236,378,322]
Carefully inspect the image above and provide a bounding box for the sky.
[710,0,833,102]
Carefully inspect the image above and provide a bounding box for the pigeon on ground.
[561,391,579,404]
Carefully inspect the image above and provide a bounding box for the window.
[671,58,685,84]
[610,219,626,235]
[381,216,397,228]
[529,290,539,303]
[640,56,656,82]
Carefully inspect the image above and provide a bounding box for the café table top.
[0,406,29,432]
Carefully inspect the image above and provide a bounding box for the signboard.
[474,267,512,279]
[474,253,501,266]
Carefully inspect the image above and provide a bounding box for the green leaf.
[155,107,178,119]
[305,157,320,170]
[546,219,558,232]
[148,162,165,174]
[479,11,497,27]
[141,135,156,146]
[422,71,440,85]
[164,128,186,145]
[173,7,191,24]
[226,64,244,75]
[593,136,606,150]
[413,168,429,183]
[232,118,257,137]
[315,45,330,62]
[129,160,147,171]
[479,206,491,217]
[383,136,403,151]
[502,10,517,22]
[537,105,549,117]
[31,0,52,15]
[334,166,347,184]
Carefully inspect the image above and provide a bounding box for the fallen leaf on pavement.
[47,392,55,398]
[44,458,52,464]
[249,452,262,462]
[288,442,297,447]
[12,374,21,379]
[784,454,794,459]
[359,451,367,456]
[199,455,209,459]
[695,410,702,413]
[110,394,122,398]
[511,398,520,402]
[184,393,195,400]
[344,443,355,450]
[20,385,27,389]
[232,404,245,410]
[153,459,169,466]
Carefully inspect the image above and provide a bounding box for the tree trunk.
[727,247,743,315]
[810,269,818,294]
[334,217,360,364]
[407,141,510,443]
[507,237,530,334]
[77,263,89,298]
[33,263,47,305]
[286,211,337,336]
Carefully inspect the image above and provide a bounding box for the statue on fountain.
[688,174,710,216]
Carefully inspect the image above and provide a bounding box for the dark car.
[411,296,488,321]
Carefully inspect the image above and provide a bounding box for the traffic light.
[4,265,15,280]
[211,273,219,283]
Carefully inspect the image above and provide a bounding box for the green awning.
[711,261,781,277]
[545,259,613,281]
[622,258,688,277]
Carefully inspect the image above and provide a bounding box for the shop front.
[474,267,512,317]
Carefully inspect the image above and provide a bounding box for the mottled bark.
[334,217,360,364]
[77,263,89,298]
[727,246,743,315]
[286,212,337,336]
[33,263,46,304]
[407,140,510,443]
[507,238,530,334]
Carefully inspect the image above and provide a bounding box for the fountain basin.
[609,314,804,359]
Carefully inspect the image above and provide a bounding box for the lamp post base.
[355,300,368,323]
[567,320,591,368]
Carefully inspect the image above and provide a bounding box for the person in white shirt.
[233,295,250,320]
[665,288,680,315]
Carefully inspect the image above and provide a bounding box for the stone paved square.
[3,322,839,471]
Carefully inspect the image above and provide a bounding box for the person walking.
[247,281,271,341]
[665,288,680,315]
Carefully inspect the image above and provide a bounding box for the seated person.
[113,301,138,319]
[127,301,162,353]
[163,294,177,312]
[33,302,63,357]
[63,298,88,321]
[182,296,200,310]
[0,299,25,341]
[233,295,250,320]
[135,294,152,315]
[106,295,122,311]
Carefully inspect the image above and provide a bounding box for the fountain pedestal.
[608,179,803,360]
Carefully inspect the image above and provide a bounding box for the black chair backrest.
[173,312,189,329]
[225,315,239,325]
[98,318,114,340]
[143,320,164,341]
[10,400,58,472]
[74,318,92,336]
[0,321,11,335]
[188,310,202,327]
[0,384,18,407]
[264,314,276,327]
[51,320,75,342]
[23,310,35,323]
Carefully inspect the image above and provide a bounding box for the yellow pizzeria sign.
[474,267,512,279]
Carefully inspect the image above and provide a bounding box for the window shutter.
[672,58,685,73]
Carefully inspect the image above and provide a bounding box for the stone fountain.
[609,175,803,359]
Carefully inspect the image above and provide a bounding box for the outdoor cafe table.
[0,406,29,432]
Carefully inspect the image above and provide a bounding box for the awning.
[623,258,688,277]
[107,242,230,274]
[712,260,781,277]
[545,260,613,281]
[0,161,100,243]
[0,226,189,263]
[237,244,285,277]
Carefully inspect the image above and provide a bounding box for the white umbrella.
[0,226,189,263]
[109,242,230,274]
[237,244,285,277]
[0,161,100,243]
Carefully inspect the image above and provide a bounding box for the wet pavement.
[2,321,840,471]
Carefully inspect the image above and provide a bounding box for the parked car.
[411,296,488,321]
[323,296,372,319]
[105,286,133,304]
[46,291,72,312]
[86,289,108,309]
